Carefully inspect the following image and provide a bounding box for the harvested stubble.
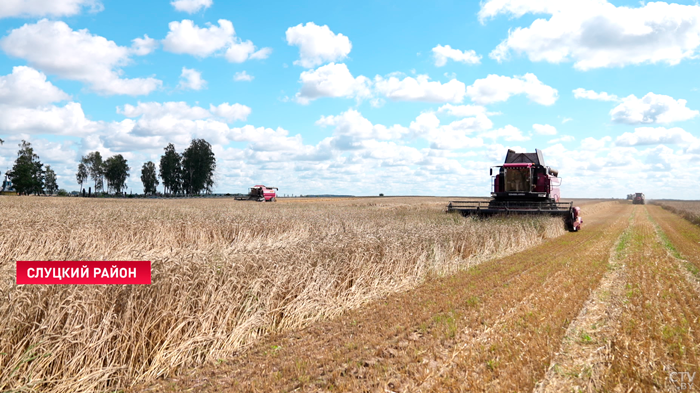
[649,203,700,280]
[600,206,700,391]
[0,197,565,392]
[535,209,635,393]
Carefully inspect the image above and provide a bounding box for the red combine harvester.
[447,149,583,231]
[632,192,645,205]
[235,185,278,202]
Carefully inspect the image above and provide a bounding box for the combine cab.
[447,149,582,231]
[632,192,645,205]
[235,185,278,202]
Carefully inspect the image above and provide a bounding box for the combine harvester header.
[447,149,583,231]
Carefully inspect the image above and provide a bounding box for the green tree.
[76,162,88,194]
[7,140,44,195]
[141,161,159,195]
[82,152,104,192]
[103,154,130,194]
[182,139,216,195]
[44,165,58,194]
[159,143,182,195]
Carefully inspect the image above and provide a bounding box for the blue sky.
[0,0,699,198]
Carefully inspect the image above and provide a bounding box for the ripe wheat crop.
[651,200,700,226]
[0,197,567,392]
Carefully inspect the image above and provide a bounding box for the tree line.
[2,140,59,195]
[154,140,216,196]
[75,151,130,195]
[76,139,216,196]
[1,138,215,196]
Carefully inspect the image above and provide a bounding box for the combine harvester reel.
[447,149,583,232]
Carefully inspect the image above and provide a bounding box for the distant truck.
[632,192,645,205]
[627,194,634,200]
[235,185,278,202]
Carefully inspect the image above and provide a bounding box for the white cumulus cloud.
[295,63,371,105]
[110,101,252,150]
[480,125,530,141]
[580,136,611,151]
[131,34,158,56]
[482,0,700,70]
[478,0,564,21]
[225,41,271,63]
[610,93,699,124]
[233,71,254,82]
[573,88,619,102]
[533,123,557,135]
[162,19,271,62]
[0,102,99,136]
[0,67,100,137]
[374,74,466,103]
[317,109,408,150]
[209,103,251,123]
[0,66,70,106]
[171,0,212,14]
[162,19,232,56]
[466,73,557,105]
[118,101,250,124]
[615,127,697,146]
[0,19,161,96]
[286,22,352,68]
[431,44,481,67]
[548,135,575,144]
[408,111,489,150]
[0,0,102,18]
[118,101,211,121]
[437,104,488,118]
[178,67,206,90]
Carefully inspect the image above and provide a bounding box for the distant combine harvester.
[632,192,645,205]
[235,185,278,202]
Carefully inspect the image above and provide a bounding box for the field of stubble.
[0,196,573,393]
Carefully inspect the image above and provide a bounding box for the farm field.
[651,200,700,227]
[2,197,697,392]
[1,196,589,393]
[136,201,700,392]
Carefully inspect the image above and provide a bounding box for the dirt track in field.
[137,202,700,392]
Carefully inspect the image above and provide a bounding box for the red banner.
[16,261,151,285]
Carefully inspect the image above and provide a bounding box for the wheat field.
[651,200,700,226]
[0,196,569,392]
